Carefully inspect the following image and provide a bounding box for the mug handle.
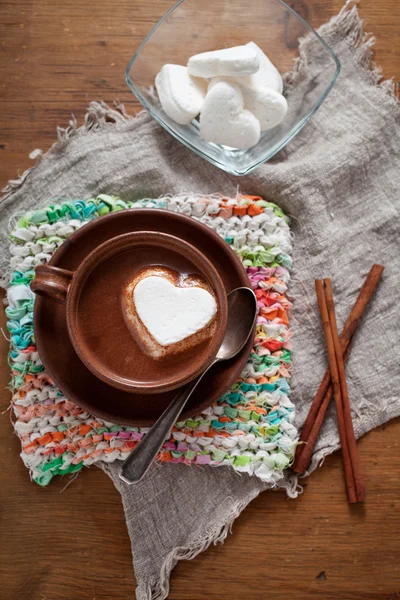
[31,265,74,304]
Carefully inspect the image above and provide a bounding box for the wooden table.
[1,2,399,599]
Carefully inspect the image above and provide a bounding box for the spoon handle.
[119,370,209,485]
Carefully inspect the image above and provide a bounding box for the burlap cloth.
[1,5,399,599]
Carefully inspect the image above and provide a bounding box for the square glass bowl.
[125,0,340,176]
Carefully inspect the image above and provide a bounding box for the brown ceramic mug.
[31,231,228,394]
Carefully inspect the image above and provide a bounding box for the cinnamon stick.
[324,278,366,502]
[292,340,352,474]
[315,279,357,504]
[292,264,384,473]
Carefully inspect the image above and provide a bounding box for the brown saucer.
[34,209,253,426]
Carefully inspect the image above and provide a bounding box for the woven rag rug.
[1,5,400,600]
[6,193,297,486]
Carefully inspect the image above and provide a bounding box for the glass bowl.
[125,0,340,176]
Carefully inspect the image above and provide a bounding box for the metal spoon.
[119,287,257,485]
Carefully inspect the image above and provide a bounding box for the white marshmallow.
[209,77,287,130]
[155,64,207,125]
[187,45,259,78]
[200,80,260,149]
[133,276,217,346]
[233,42,283,94]
[241,86,287,131]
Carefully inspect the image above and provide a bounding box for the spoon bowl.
[217,287,258,361]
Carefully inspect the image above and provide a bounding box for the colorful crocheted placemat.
[6,193,297,486]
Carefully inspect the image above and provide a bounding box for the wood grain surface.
[1,1,399,599]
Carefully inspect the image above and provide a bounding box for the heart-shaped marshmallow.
[133,276,217,347]
[155,64,207,125]
[237,42,283,94]
[241,86,287,131]
[200,80,261,149]
[187,45,260,78]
